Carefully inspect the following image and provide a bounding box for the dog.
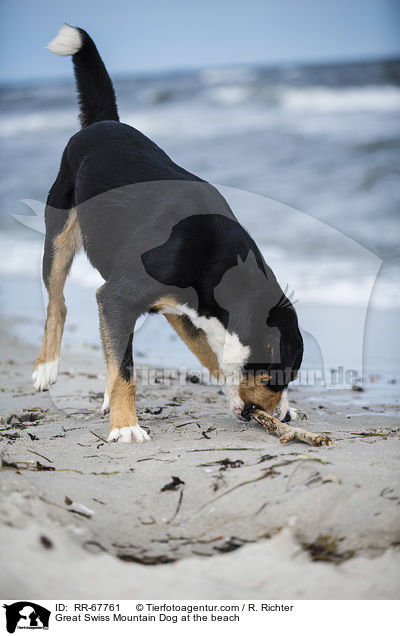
[32,25,303,443]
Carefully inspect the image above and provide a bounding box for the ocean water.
[0,59,399,397]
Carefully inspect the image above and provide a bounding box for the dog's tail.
[47,24,119,128]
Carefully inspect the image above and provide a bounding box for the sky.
[0,0,399,83]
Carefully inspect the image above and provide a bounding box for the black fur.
[73,28,119,127]
[44,28,303,395]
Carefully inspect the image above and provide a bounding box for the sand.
[0,321,399,599]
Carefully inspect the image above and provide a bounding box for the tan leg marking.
[153,295,222,378]
[164,313,222,379]
[108,365,138,427]
[33,210,82,390]
[97,300,149,444]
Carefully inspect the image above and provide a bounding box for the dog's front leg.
[272,389,307,422]
[101,386,110,413]
[97,284,149,444]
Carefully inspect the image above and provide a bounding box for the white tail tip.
[46,24,82,56]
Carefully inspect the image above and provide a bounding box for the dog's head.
[238,370,283,416]
[238,296,303,419]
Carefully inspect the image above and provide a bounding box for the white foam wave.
[280,85,400,112]
[199,67,257,85]
[1,84,398,140]
[0,237,42,276]
[125,104,275,140]
[1,235,399,309]
[0,237,103,287]
[208,85,253,105]
[0,111,76,138]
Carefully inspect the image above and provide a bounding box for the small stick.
[251,408,332,447]
[27,449,53,463]
[89,431,108,443]
[188,447,265,452]
[167,490,184,524]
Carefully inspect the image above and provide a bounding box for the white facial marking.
[107,425,150,444]
[32,358,59,391]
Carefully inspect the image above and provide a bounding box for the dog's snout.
[240,402,255,421]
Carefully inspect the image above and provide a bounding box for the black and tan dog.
[33,25,303,443]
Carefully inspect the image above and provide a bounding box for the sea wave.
[0,236,103,287]
[0,111,76,138]
[1,83,399,139]
[2,234,399,309]
[199,67,258,85]
[279,85,400,112]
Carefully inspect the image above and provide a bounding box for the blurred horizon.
[1,52,400,89]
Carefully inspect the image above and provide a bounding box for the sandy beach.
[0,317,399,600]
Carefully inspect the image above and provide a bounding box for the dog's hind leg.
[33,171,80,390]
[97,283,150,443]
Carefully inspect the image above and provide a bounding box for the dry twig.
[251,408,332,447]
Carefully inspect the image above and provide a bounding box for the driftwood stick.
[251,408,332,447]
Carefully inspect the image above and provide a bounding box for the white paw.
[32,359,59,391]
[101,388,110,413]
[107,425,150,444]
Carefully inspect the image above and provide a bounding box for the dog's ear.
[280,331,304,384]
[215,249,266,309]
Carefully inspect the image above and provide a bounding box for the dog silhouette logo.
[2,602,50,633]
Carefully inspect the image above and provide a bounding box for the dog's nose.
[282,410,291,422]
[240,402,255,421]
